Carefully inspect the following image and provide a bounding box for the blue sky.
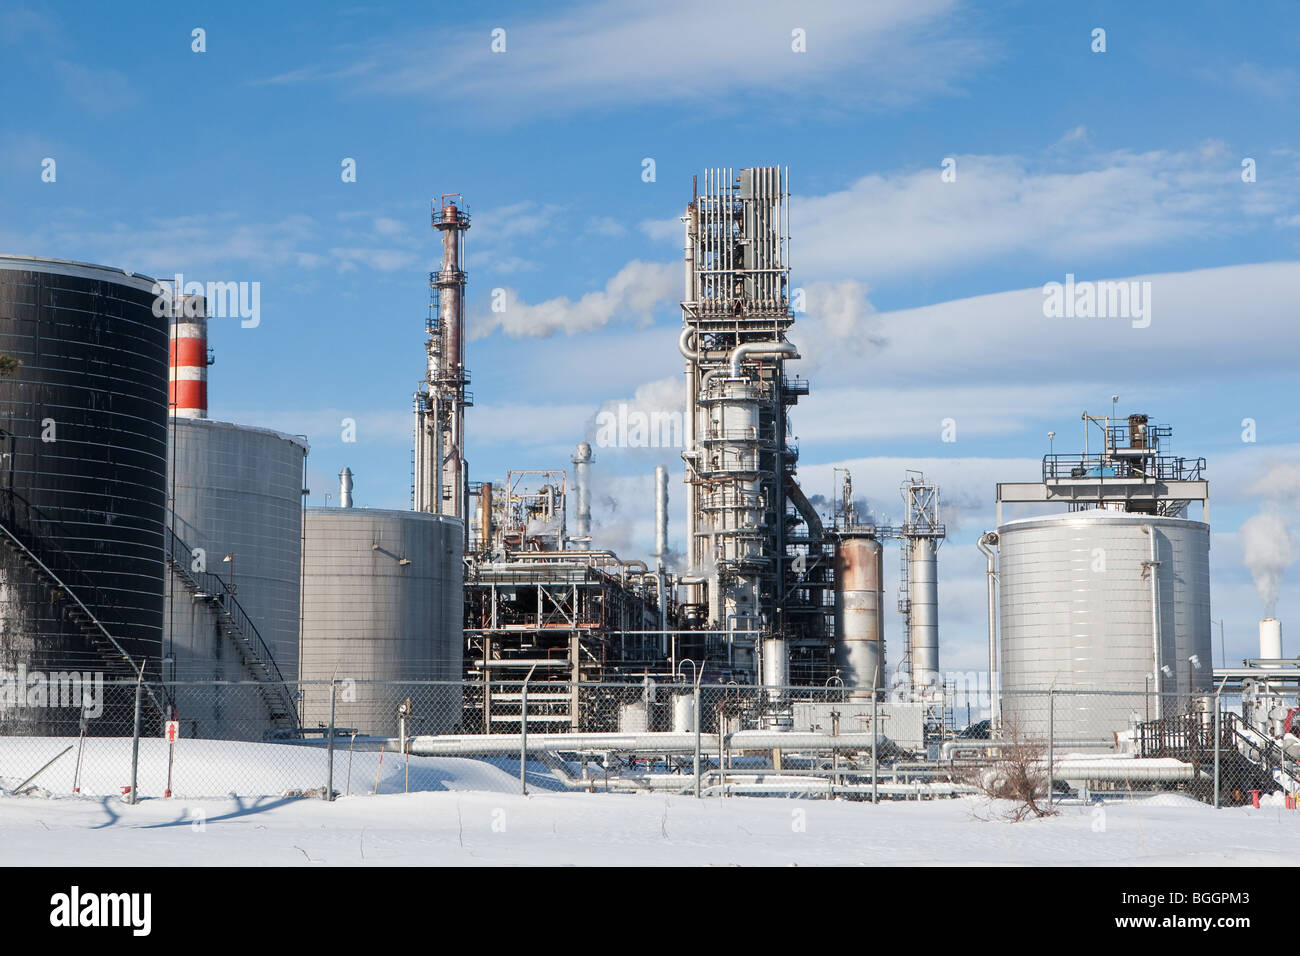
[3,0,1298,669]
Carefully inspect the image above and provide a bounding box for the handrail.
[0,488,163,712]
[165,526,297,723]
[1222,712,1300,790]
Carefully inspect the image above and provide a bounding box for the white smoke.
[469,260,676,340]
[1239,511,1294,618]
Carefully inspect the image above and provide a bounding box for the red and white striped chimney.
[169,294,208,419]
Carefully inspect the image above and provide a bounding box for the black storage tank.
[0,257,170,729]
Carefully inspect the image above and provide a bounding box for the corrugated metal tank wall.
[166,419,307,678]
[165,419,307,738]
[997,512,1212,741]
[300,509,463,736]
[0,258,169,733]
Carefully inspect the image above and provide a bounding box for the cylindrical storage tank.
[834,534,884,697]
[907,536,939,691]
[166,420,307,676]
[300,508,464,736]
[165,419,307,737]
[997,512,1212,743]
[0,257,169,733]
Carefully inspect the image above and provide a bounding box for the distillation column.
[680,166,817,685]
[414,196,472,542]
[901,475,944,694]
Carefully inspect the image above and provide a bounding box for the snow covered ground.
[2,737,1299,865]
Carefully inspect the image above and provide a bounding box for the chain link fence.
[1,676,1296,806]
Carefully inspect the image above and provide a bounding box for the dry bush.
[960,718,1058,821]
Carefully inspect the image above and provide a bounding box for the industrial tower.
[678,167,829,687]
[414,195,472,539]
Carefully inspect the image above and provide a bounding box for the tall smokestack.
[169,294,208,419]
[1261,617,1283,663]
[654,465,668,564]
[572,442,592,547]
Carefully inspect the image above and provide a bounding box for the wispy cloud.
[255,0,987,119]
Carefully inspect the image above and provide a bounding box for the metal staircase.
[165,527,299,733]
[1139,709,1300,803]
[0,489,164,714]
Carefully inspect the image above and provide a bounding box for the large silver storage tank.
[997,512,1212,742]
[0,257,169,734]
[300,508,463,736]
[833,533,884,697]
[165,419,307,737]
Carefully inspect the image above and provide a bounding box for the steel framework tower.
[678,167,827,685]
[414,195,472,539]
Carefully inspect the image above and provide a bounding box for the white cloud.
[329,247,419,272]
[792,261,1300,383]
[794,146,1300,281]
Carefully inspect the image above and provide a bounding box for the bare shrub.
[960,719,1058,821]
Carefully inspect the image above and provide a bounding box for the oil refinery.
[0,167,1295,807]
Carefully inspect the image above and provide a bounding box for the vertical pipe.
[977,532,1000,732]
[1145,525,1163,720]
[339,467,353,509]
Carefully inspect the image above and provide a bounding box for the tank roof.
[0,254,161,294]
[998,510,1209,533]
[173,416,310,454]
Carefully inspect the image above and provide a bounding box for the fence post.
[693,682,702,799]
[1046,689,1055,809]
[521,664,538,797]
[325,680,336,801]
[871,686,878,804]
[128,662,144,805]
[1213,674,1227,809]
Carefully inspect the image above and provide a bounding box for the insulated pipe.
[700,342,801,393]
[729,341,798,377]
[678,326,702,361]
[977,531,1000,731]
[388,731,886,756]
[941,738,1138,761]
[784,475,823,541]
